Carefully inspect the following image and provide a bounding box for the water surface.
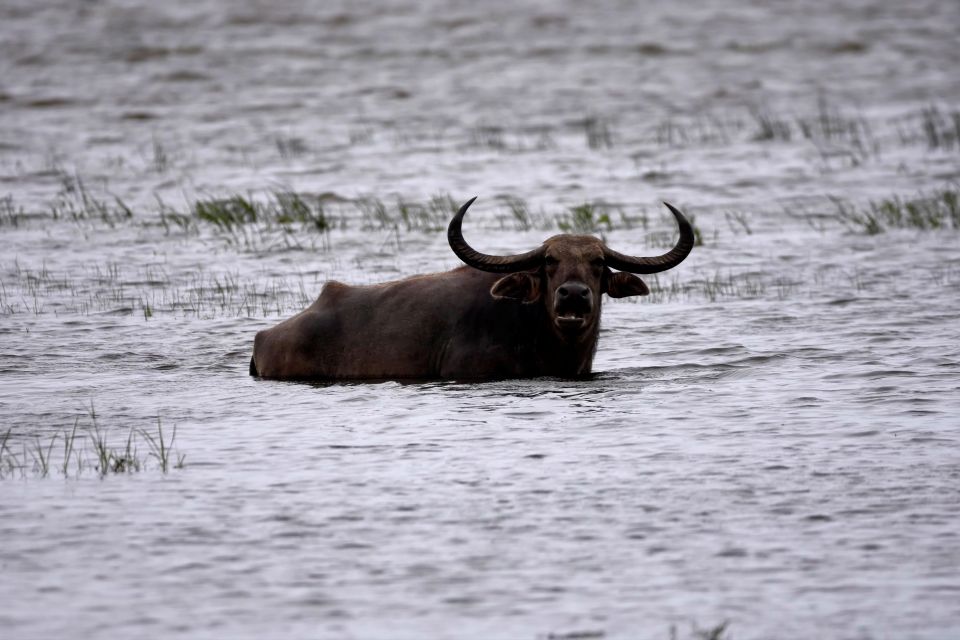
[2,0,959,638]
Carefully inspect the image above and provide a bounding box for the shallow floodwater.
[2,0,960,638]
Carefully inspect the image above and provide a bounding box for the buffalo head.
[448,197,694,342]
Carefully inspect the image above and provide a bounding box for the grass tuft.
[30,435,57,478]
[275,135,309,159]
[140,416,183,473]
[0,195,26,227]
[470,125,506,151]
[666,621,732,640]
[693,621,731,640]
[194,195,261,229]
[918,105,960,150]
[505,196,532,231]
[582,116,614,150]
[0,406,185,480]
[558,203,612,233]
[49,172,134,226]
[61,418,79,476]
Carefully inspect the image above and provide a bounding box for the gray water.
[2,0,960,638]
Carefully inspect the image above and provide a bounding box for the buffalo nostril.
[555,283,592,313]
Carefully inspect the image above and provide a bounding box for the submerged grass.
[49,171,135,227]
[750,96,875,148]
[363,192,459,232]
[0,236,894,322]
[5,177,702,241]
[193,190,333,233]
[1,195,27,227]
[0,405,185,480]
[582,115,614,150]
[139,417,184,473]
[547,621,731,640]
[0,260,318,318]
[2,250,824,322]
[458,101,955,155]
[648,98,960,166]
[898,105,960,150]
[194,194,261,229]
[4,183,956,319]
[832,187,960,234]
[641,270,800,304]
[493,197,701,241]
[559,203,612,233]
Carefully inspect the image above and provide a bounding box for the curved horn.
[447,197,545,273]
[603,202,695,274]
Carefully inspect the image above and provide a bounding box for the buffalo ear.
[604,270,650,298]
[491,272,542,303]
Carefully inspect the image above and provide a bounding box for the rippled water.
[2,0,960,638]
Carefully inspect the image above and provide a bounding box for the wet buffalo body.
[251,198,693,380]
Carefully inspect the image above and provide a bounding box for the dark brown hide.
[253,267,592,379]
[250,198,694,380]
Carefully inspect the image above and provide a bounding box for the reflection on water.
[2,0,960,638]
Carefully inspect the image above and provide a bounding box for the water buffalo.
[250,197,693,380]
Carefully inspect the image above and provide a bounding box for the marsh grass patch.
[49,172,134,227]
[581,115,615,150]
[0,196,706,319]
[0,195,27,227]
[543,621,731,640]
[831,187,960,234]
[641,271,797,304]
[0,261,319,318]
[646,98,958,163]
[1,405,185,480]
[896,105,960,150]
